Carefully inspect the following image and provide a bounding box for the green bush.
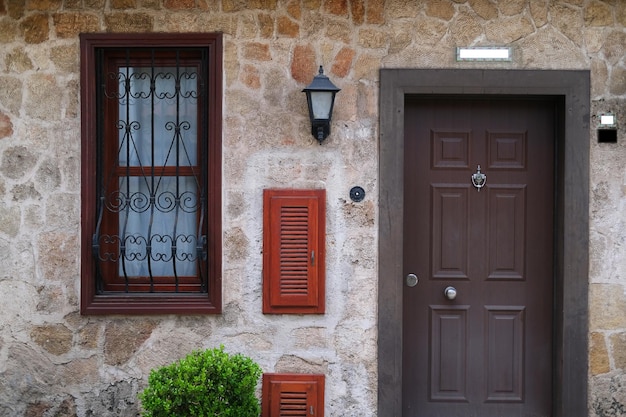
[139,346,262,417]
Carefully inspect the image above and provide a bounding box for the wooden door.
[402,97,555,417]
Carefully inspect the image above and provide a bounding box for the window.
[80,33,222,314]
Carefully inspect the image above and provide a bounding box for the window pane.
[119,176,198,277]
[118,67,198,167]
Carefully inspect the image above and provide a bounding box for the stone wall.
[0,0,624,416]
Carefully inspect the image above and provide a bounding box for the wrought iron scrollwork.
[92,48,208,294]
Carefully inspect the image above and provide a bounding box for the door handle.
[444,286,457,300]
[406,273,419,287]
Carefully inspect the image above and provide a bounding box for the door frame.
[378,69,590,417]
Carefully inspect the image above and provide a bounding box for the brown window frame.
[80,33,222,315]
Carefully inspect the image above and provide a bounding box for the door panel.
[403,97,555,417]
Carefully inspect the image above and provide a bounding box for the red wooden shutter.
[262,374,325,417]
[263,189,325,314]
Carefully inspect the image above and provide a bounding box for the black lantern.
[302,66,340,144]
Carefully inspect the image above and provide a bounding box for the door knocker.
[471,165,486,192]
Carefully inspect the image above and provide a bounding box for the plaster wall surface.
[0,0,624,416]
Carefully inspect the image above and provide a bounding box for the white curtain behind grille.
[118,66,199,278]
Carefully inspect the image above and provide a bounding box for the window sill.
[81,293,221,315]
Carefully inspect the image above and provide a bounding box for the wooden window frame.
[263,189,326,314]
[262,373,325,417]
[80,33,222,315]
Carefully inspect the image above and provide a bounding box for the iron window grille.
[81,34,222,314]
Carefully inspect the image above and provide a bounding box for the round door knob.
[406,273,419,287]
[444,286,457,300]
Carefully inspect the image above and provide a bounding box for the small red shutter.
[263,189,325,314]
[262,374,325,417]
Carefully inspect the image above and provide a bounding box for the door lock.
[444,286,457,300]
[406,273,419,287]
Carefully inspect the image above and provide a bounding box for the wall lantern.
[303,66,341,144]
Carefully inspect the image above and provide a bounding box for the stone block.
[224,226,249,262]
[325,19,351,43]
[486,16,534,44]
[36,231,79,282]
[550,3,583,46]
[164,0,195,9]
[351,0,365,24]
[387,0,418,19]
[223,0,277,12]
[584,0,613,27]
[111,0,137,7]
[302,0,321,10]
[291,44,316,85]
[24,402,52,417]
[618,3,626,26]
[35,158,62,192]
[590,332,610,375]
[603,31,626,66]
[104,320,156,366]
[426,0,455,20]
[36,284,65,314]
[291,326,328,349]
[26,0,62,11]
[240,64,261,89]
[53,13,100,38]
[331,47,355,78]
[325,0,348,16]
[389,27,412,54]
[611,332,626,370]
[11,183,41,202]
[0,76,23,115]
[499,0,525,16]
[24,74,63,121]
[590,373,626,417]
[50,45,79,74]
[469,0,498,20]
[0,20,19,43]
[0,112,13,139]
[21,13,49,44]
[590,284,626,330]
[258,12,274,37]
[82,380,141,417]
[366,1,384,24]
[0,205,20,237]
[530,0,548,27]
[30,324,73,355]
[450,11,483,45]
[358,28,387,49]
[242,41,271,61]
[275,354,329,374]
[1,146,37,180]
[85,0,106,8]
[104,12,153,32]
[7,2,24,19]
[5,47,33,73]
[609,66,626,96]
[277,15,299,37]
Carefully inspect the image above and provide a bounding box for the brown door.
[402,97,555,417]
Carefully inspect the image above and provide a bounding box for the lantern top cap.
[302,65,341,93]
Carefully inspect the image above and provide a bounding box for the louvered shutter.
[263,189,325,314]
[262,374,325,417]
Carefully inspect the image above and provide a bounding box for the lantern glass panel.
[310,91,333,120]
